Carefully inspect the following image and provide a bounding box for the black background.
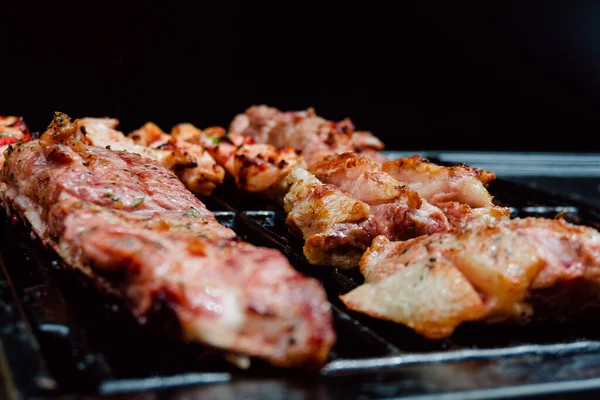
[3,1,600,152]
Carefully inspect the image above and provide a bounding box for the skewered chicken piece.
[0,112,335,368]
[127,121,226,196]
[166,122,307,197]
[229,105,388,167]
[341,217,600,339]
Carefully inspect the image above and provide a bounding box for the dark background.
[3,1,600,152]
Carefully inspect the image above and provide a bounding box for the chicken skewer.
[0,112,335,368]
[160,122,306,198]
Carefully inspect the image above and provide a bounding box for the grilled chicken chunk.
[79,118,225,196]
[0,116,32,164]
[284,168,379,268]
[128,122,226,196]
[382,155,509,228]
[229,105,387,167]
[168,122,306,196]
[284,161,449,269]
[78,118,186,168]
[0,112,335,368]
[217,143,305,196]
[310,153,450,240]
[436,201,510,230]
[382,155,497,208]
[342,217,600,339]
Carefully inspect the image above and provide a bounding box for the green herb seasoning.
[186,209,200,218]
[132,198,145,208]
[209,135,223,145]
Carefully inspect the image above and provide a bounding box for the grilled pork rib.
[341,217,600,339]
[0,113,335,368]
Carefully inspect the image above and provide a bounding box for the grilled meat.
[208,137,305,196]
[310,153,450,239]
[80,118,225,196]
[1,116,32,164]
[229,105,387,167]
[382,155,497,208]
[0,112,335,368]
[342,217,600,339]
[284,168,379,268]
[283,160,450,269]
[229,107,505,264]
[128,122,226,196]
[160,121,306,196]
[382,155,509,228]
[436,201,510,230]
[78,118,186,168]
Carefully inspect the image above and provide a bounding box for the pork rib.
[0,112,335,368]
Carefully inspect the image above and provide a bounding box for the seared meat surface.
[229,105,387,167]
[0,113,335,368]
[382,155,509,228]
[342,217,600,339]
[284,168,380,268]
[283,159,449,269]
[310,153,450,239]
[146,121,305,197]
[79,118,225,196]
[128,121,226,196]
[383,155,496,208]
[229,107,506,268]
[1,116,32,164]
[203,131,306,196]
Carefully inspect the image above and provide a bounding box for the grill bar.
[0,222,57,398]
